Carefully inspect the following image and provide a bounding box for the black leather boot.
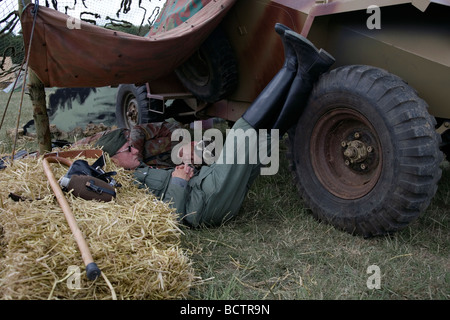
[272,30,335,134]
[242,23,298,130]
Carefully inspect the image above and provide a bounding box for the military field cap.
[94,128,128,156]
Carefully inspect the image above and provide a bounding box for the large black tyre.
[175,27,238,103]
[115,84,163,129]
[288,65,443,237]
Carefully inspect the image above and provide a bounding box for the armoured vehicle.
[19,0,448,237]
[114,0,449,237]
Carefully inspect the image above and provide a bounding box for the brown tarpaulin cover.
[20,1,236,88]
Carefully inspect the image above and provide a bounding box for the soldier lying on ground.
[84,25,335,228]
[73,120,182,169]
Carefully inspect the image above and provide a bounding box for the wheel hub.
[341,132,376,172]
[310,108,382,200]
[343,139,368,163]
[126,98,139,127]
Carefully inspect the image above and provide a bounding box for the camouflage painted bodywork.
[149,0,212,35]
[153,0,450,121]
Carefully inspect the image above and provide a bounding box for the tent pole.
[19,0,52,155]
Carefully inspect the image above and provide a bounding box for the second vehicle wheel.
[175,27,238,103]
[288,65,443,237]
[115,84,163,129]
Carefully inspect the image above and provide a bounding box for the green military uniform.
[133,118,270,227]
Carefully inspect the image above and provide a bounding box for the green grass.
[182,150,449,300]
[0,90,38,153]
[1,90,449,300]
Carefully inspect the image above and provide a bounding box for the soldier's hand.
[172,165,194,181]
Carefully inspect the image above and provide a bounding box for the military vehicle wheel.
[175,27,238,103]
[115,84,163,129]
[288,65,443,237]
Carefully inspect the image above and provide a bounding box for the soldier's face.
[111,142,141,170]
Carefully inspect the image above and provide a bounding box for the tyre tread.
[287,65,443,237]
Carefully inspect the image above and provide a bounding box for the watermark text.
[367,5,381,30]
[366,264,381,289]
[171,121,280,176]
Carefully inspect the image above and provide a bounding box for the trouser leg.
[188,118,275,226]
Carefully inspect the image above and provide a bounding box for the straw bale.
[0,152,198,300]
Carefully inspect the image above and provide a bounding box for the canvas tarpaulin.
[20,0,237,88]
